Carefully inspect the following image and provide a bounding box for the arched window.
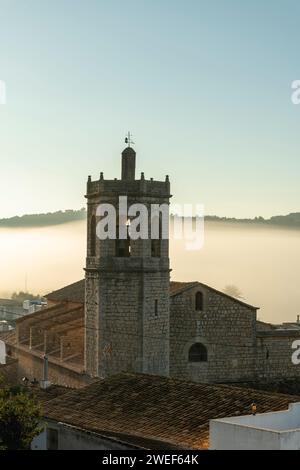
[188,343,207,362]
[115,222,130,257]
[195,291,203,311]
[90,215,96,256]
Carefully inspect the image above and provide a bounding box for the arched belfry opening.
[151,213,162,258]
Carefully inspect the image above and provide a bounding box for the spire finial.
[125,131,134,148]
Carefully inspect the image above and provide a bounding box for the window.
[90,215,96,256]
[115,239,130,257]
[195,291,203,311]
[47,428,58,450]
[188,343,207,362]
[154,299,158,317]
[151,240,161,258]
[266,346,270,360]
[115,222,131,257]
[151,214,162,258]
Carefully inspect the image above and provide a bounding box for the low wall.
[9,346,92,389]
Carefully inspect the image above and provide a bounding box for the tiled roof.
[46,280,193,304]
[46,278,257,310]
[46,280,85,304]
[170,280,258,310]
[228,379,300,397]
[169,281,197,296]
[29,384,70,404]
[43,373,300,450]
[0,330,17,345]
[0,380,69,405]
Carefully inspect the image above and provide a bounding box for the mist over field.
[0,220,299,324]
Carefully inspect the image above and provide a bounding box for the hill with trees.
[0,209,300,228]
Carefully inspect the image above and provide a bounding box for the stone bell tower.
[84,143,171,378]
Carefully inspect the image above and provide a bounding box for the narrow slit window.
[195,292,204,311]
[90,215,96,256]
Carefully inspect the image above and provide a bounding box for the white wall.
[31,428,47,450]
[215,404,300,431]
[210,403,300,450]
[210,420,281,450]
[32,421,134,450]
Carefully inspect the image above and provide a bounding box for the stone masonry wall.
[256,333,300,379]
[97,271,142,378]
[85,270,100,376]
[8,345,92,388]
[170,284,257,383]
[94,268,170,378]
[85,162,171,379]
[142,271,170,376]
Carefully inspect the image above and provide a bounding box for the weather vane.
[125,131,134,147]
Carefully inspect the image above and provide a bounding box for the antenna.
[25,273,28,293]
[125,131,135,147]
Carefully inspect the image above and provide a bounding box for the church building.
[2,144,300,388]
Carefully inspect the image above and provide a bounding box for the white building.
[210,402,300,450]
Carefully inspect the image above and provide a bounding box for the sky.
[0,0,300,219]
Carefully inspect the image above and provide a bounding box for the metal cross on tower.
[125,131,134,147]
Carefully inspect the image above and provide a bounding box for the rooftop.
[42,373,300,450]
[46,280,195,304]
[210,402,300,450]
[4,302,86,374]
[212,402,300,432]
[46,279,258,310]
[227,378,300,396]
[46,280,86,304]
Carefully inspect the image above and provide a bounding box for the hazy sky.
[0,0,299,218]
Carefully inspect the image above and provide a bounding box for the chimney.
[297,315,300,324]
[40,355,51,390]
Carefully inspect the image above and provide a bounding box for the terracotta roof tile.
[169,281,196,296]
[46,279,257,310]
[29,384,70,404]
[228,379,300,396]
[43,373,300,450]
[46,280,85,304]
[46,280,193,304]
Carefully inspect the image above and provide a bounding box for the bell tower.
[84,143,171,378]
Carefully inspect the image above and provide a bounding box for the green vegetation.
[11,292,41,304]
[0,208,299,228]
[171,212,300,228]
[0,382,42,450]
[223,285,244,299]
[0,208,86,227]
